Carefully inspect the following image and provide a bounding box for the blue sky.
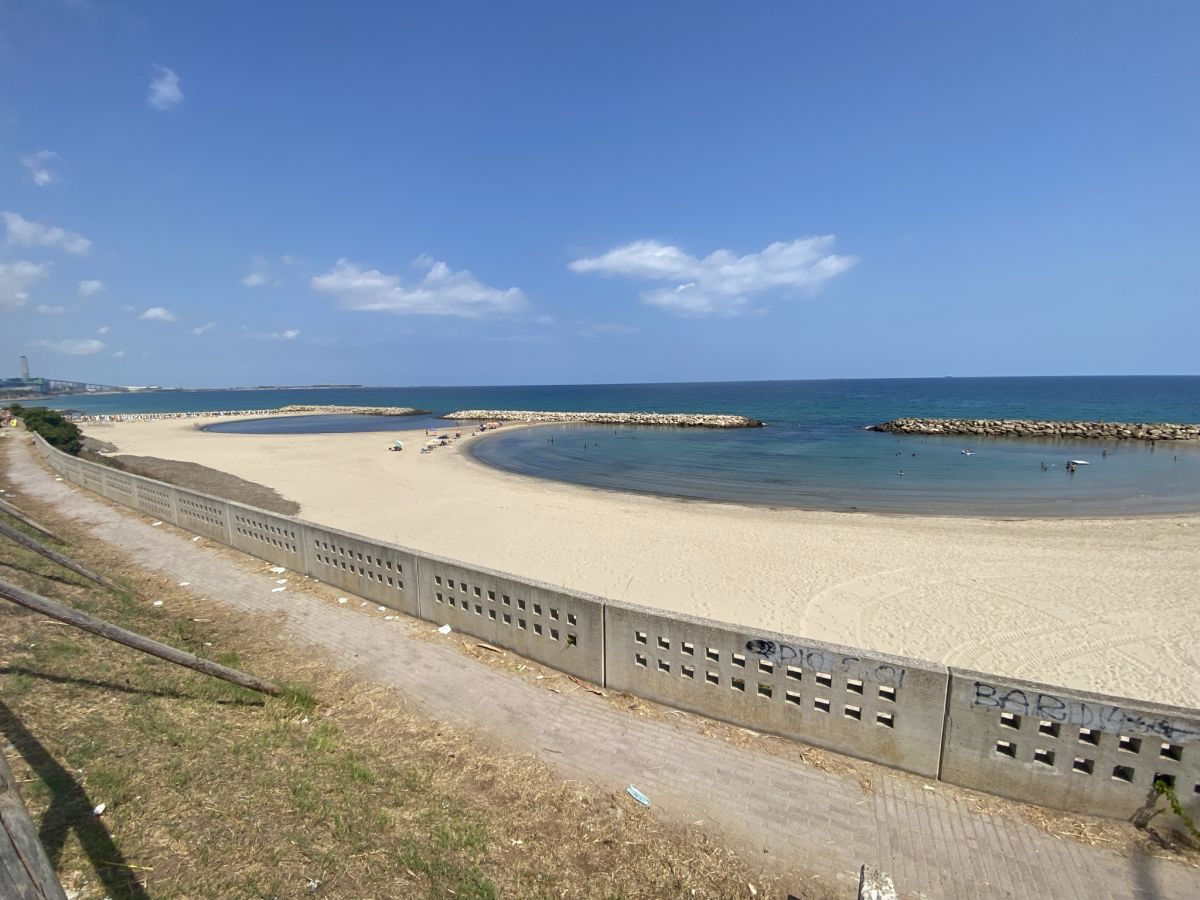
[1,1,1197,387]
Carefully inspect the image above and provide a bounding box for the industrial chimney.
[19,355,30,380]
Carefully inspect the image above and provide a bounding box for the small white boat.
[961,449,975,456]
[1069,459,1090,465]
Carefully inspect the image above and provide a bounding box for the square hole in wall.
[731,677,745,692]
[488,609,497,621]
[1033,748,1056,767]
[758,683,773,699]
[814,697,831,713]
[435,592,443,603]
[1038,721,1060,738]
[503,613,512,625]
[681,641,694,655]
[550,628,559,641]
[473,586,481,597]
[732,653,746,668]
[785,690,802,707]
[534,603,542,616]
[534,623,543,635]
[995,740,1017,759]
[1078,728,1100,746]
[758,659,774,674]
[681,664,695,679]
[657,636,670,651]
[435,575,443,586]
[1119,736,1142,754]
[1073,757,1094,775]
[635,630,648,645]
[846,678,863,695]
[517,598,527,611]
[488,590,496,601]
[1155,773,1176,790]
[1112,765,1135,783]
[459,581,467,592]
[567,634,577,647]
[844,705,862,721]
[474,604,483,616]
[518,618,527,630]
[1161,743,1183,762]
[879,685,896,702]
[786,666,802,681]
[503,595,511,606]
[705,670,720,685]
[876,711,895,729]
[815,672,832,688]
[658,659,670,674]
[549,608,559,620]
[705,648,720,663]
[635,653,647,667]
[567,613,577,626]
[1000,713,1022,730]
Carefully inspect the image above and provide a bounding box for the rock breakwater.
[869,418,1200,442]
[446,410,763,428]
[70,405,427,423]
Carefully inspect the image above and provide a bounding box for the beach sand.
[81,416,1200,707]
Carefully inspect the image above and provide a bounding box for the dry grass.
[0,460,829,898]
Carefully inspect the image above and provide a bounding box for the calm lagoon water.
[62,376,1200,516]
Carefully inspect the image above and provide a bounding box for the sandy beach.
[80,416,1200,707]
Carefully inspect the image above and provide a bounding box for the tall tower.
[19,355,29,380]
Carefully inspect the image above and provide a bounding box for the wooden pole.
[0,519,122,593]
[0,750,69,900]
[0,498,63,544]
[0,579,282,697]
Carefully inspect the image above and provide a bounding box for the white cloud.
[569,236,856,317]
[20,150,59,187]
[241,271,269,287]
[267,328,299,341]
[35,304,69,315]
[139,306,177,321]
[2,211,92,255]
[111,349,125,358]
[148,65,184,110]
[312,257,526,318]
[33,337,105,355]
[0,260,50,309]
[97,325,110,334]
[78,279,105,296]
[192,321,216,335]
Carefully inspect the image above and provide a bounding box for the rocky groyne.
[869,417,1200,442]
[445,410,764,428]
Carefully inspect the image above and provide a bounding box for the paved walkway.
[5,434,1198,899]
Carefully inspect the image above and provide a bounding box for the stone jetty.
[277,405,427,417]
[869,418,1200,442]
[445,410,764,428]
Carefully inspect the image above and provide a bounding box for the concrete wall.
[29,436,1200,822]
[414,551,605,684]
[604,600,947,777]
[940,668,1200,819]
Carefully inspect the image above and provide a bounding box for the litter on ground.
[626,785,651,807]
[437,624,452,634]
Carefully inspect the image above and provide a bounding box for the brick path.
[4,434,1198,898]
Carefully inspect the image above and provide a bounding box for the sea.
[55,376,1200,516]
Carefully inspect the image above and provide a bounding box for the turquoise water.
[60,377,1200,515]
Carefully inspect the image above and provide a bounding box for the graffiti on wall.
[745,639,907,686]
[971,681,1200,743]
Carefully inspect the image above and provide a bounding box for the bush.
[8,404,83,455]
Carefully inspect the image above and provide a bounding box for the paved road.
[5,434,1198,898]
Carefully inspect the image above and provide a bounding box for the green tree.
[10,405,83,455]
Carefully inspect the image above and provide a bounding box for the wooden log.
[0,579,282,697]
[0,750,68,900]
[0,519,122,593]
[0,498,63,544]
